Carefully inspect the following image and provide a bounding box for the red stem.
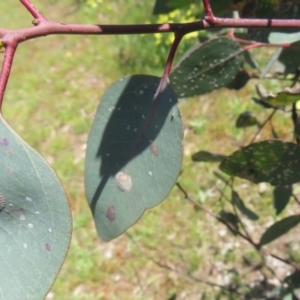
[1,1,300,108]
[0,43,17,111]
[2,18,300,41]
[159,33,184,89]
[202,0,214,21]
[20,0,46,20]
[127,33,184,164]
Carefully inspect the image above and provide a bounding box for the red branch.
[202,0,214,22]
[2,18,300,41]
[0,43,18,109]
[0,0,300,109]
[127,33,184,164]
[20,0,46,21]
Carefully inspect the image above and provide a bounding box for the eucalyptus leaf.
[273,185,292,215]
[284,271,300,289]
[85,75,183,241]
[265,86,300,106]
[279,41,300,73]
[170,37,242,98]
[259,215,300,246]
[220,140,300,185]
[226,70,250,90]
[235,111,259,128]
[269,31,300,44]
[0,117,72,300]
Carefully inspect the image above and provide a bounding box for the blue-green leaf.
[269,32,300,44]
[85,75,183,241]
[0,117,72,300]
[170,37,243,98]
[220,140,300,186]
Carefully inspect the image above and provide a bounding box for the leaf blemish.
[149,140,159,156]
[0,138,8,147]
[45,243,51,251]
[106,205,116,222]
[115,172,132,192]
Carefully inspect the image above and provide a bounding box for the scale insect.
[0,193,6,211]
[115,172,132,192]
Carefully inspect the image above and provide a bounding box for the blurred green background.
[1,1,300,299]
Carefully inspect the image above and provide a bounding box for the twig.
[249,109,277,144]
[176,182,254,244]
[0,44,18,110]
[20,0,46,21]
[230,30,291,48]
[176,182,300,272]
[269,253,300,272]
[126,232,243,296]
[291,71,300,144]
[202,0,214,22]
[0,0,299,108]
[292,193,300,206]
[214,182,255,243]
[128,33,184,163]
[210,176,232,209]
[230,189,255,244]
[161,32,183,78]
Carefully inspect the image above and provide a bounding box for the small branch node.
[0,40,5,53]
[0,43,18,110]
[202,0,215,24]
[32,19,39,26]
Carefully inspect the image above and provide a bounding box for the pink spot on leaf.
[45,243,51,251]
[6,169,12,175]
[0,138,8,147]
[106,205,116,222]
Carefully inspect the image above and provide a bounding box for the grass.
[1,1,300,299]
